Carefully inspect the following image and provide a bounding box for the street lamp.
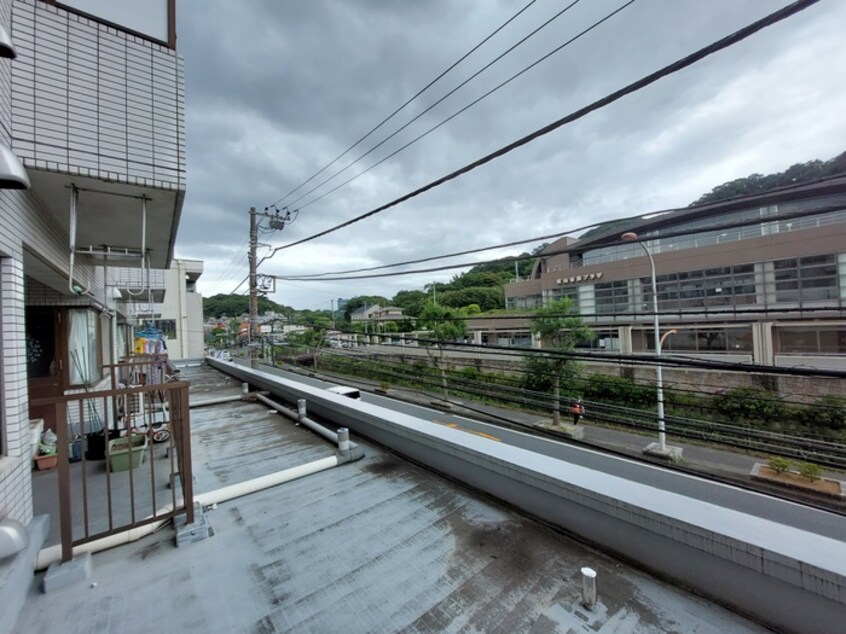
[621,232,680,459]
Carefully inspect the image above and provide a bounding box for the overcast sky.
[174,0,846,311]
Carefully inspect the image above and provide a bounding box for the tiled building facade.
[0,1,183,614]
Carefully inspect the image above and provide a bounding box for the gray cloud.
[175,0,846,307]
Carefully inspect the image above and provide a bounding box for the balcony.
[30,354,193,563]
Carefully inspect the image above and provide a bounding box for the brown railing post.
[55,403,73,563]
[172,384,194,523]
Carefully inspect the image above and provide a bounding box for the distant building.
[113,259,204,359]
[470,177,846,369]
[372,306,407,323]
[350,304,383,322]
[350,304,407,323]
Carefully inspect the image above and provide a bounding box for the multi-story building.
[153,259,203,360]
[471,176,846,370]
[0,1,183,624]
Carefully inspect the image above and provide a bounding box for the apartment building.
[0,1,183,624]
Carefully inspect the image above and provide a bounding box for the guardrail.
[32,379,193,564]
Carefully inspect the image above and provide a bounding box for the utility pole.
[247,204,296,369]
[249,206,259,368]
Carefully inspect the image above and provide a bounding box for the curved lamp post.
[621,232,679,457]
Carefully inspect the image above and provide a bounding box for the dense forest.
[203,294,288,319]
[205,151,846,322]
[690,151,846,206]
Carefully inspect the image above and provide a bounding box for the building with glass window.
[470,176,846,370]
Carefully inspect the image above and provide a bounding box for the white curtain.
[116,324,126,360]
[68,309,99,385]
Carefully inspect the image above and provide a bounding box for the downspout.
[67,185,88,295]
[124,197,147,298]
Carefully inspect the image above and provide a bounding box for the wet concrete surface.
[17,363,771,633]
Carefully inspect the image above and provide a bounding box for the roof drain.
[35,455,341,571]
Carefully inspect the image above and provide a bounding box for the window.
[506,294,542,310]
[641,264,758,312]
[68,309,101,385]
[157,319,177,339]
[26,306,57,379]
[645,326,753,353]
[547,287,579,308]
[776,326,846,354]
[574,328,620,351]
[580,196,846,267]
[595,281,629,314]
[774,254,839,303]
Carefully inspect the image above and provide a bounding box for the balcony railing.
[32,355,193,563]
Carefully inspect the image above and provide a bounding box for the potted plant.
[34,444,58,471]
[107,433,148,472]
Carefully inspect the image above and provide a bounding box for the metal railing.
[33,358,193,563]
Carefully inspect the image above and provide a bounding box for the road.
[247,361,845,540]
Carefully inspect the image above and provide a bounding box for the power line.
[285,0,590,211]
[267,0,543,209]
[327,329,846,378]
[260,0,820,259]
[269,202,845,282]
[314,347,846,414]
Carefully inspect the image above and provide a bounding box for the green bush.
[458,367,481,382]
[714,387,783,422]
[582,374,654,407]
[767,456,793,474]
[796,462,823,481]
[805,395,846,431]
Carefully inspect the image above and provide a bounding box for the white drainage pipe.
[194,456,338,507]
[256,393,338,444]
[36,508,174,571]
[35,455,339,570]
[189,394,245,408]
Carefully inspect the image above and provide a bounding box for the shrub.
[458,367,481,382]
[767,456,793,474]
[714,387,783,422]
[796,462,823,481]
[805,395,846,431]
[583,374,654,407]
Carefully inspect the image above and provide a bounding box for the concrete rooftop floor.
[16,364,770,633]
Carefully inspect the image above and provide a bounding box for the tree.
[417,303,467,402]
[286,328,328,370]
[437,286,504,311]
[392,290,429,317]
[689,150,846,206]
[207,326,227,348]
[528,299,594,425]
[203,293,289,319]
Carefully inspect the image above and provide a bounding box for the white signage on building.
[555,272,603,285]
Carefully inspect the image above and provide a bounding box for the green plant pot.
[108,434,148,472]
